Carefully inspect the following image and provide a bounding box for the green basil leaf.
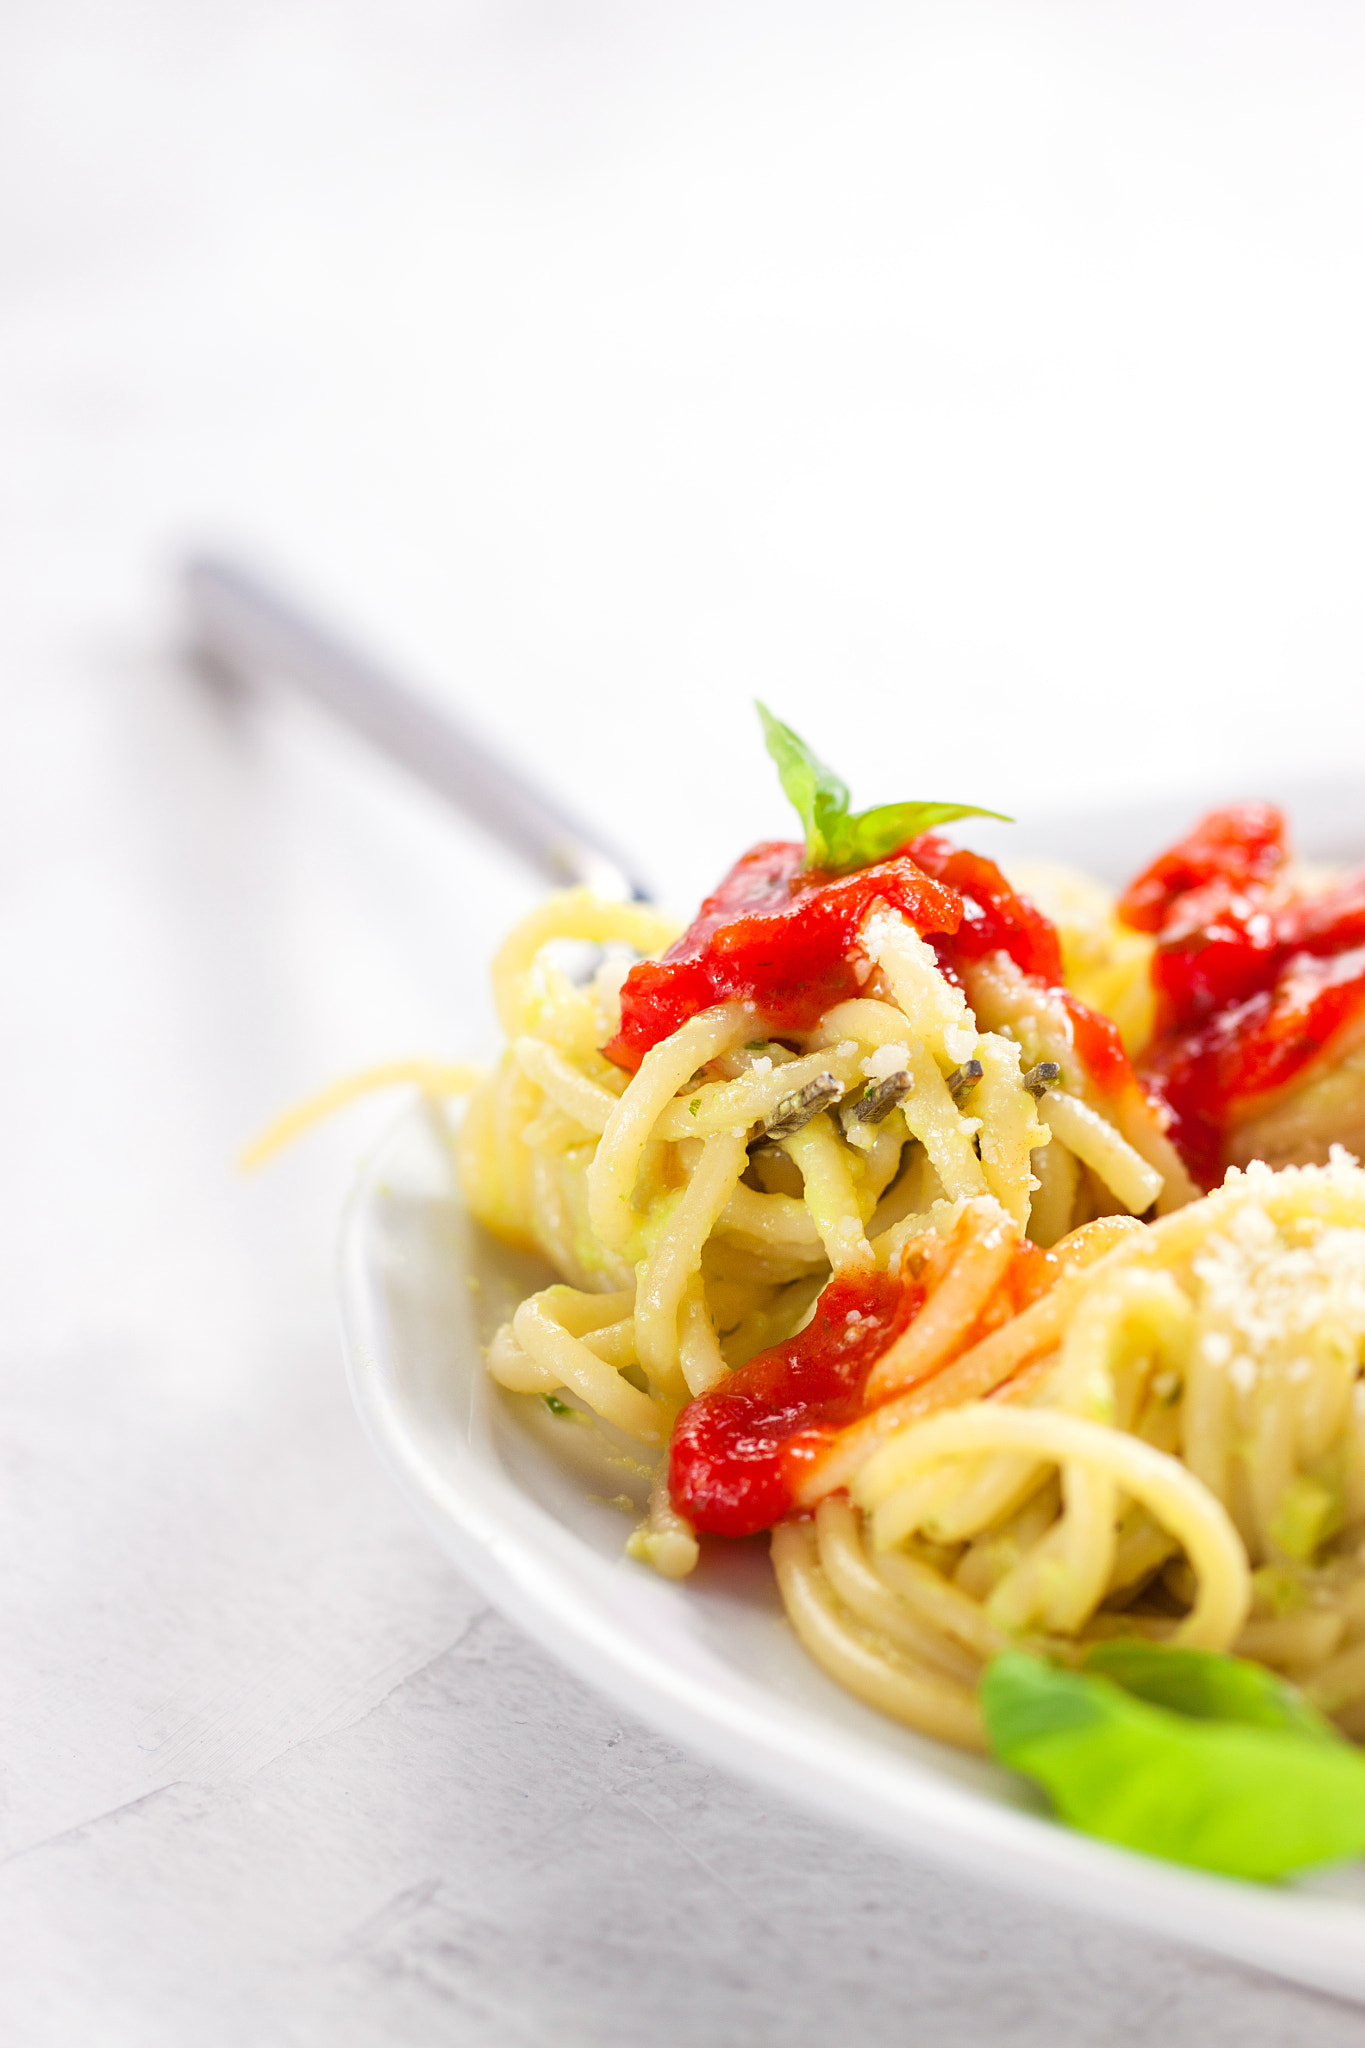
[757,704,1011,873]
[756,703,851,869]
[1083,1640,1338,1743]
[981,1651,1365,1880]
[846,799,1013,869]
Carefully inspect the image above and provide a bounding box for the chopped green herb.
[542,1393,574,1417]
[689,1097,702,1117]
[981,1647,1365,1879]
[757,703,1010,874]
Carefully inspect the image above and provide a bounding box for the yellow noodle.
[653,1044,863,1143]
[814,1497,981,1685]
[512,1036,619,1134]
[1027,1136,1080,1248]
[861,912,978,1066]
[865,1197,1016,1403]
[988,1462,1119,1635]
[717,1182,826,1253]
[1237,1611,1346,1670]
[460,1051,544,1248]
[1038,1089,1164,1216]
[812,996,925,1053]
[868,1549,1007,1662]
[1044,1266,1192,1426]
[770,1520,986,1750]
[905,1450,1052,1550]
[627,1462,700,1580]
[678,1276,730,1396]
[587,1004,754,1250]
[778,1112,874,1273]
[492,892,679,1041]
[521,1102,599,1153]
[972,1032,1048,1230]
[796,1250,1136,1504]
[954,1477,1064,1601]
[898,1040,990,1203]
[242,1060,483,1171]
[853,1406,1251,1651]
[486,1320,559,1394]
[962,951,1195,1213]
[635,1132,749,1392]
[512,1289,665,1442]
[1303,1640,1365,1714]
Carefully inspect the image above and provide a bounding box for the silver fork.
[181,553,652,902]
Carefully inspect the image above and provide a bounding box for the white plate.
[339,783,1365,2004]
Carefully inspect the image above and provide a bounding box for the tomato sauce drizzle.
[1060,990,1135,1101]
[668,1268,923,1537]
[605,834,1076,1073]
[907,833,1064,986]
[670,1236,1063,1537]
[605,841,963,1071]
[1120,806,1365,1185]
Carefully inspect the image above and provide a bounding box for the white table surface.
[8,5,1365,2042]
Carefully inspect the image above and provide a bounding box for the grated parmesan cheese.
[864,1042,913,1083]
[1187,1161,1365,1398]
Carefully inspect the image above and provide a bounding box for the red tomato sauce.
[668,1268,923,1537]
[1060,990,1136,1101]
[669,1236,1063,1537]
[605,842,963,1072]
[1120,807,1365,1185]
[606,834,1071,1073]
[908,834,1065,986]
[962,1232,1062,1329]
[1118,803,1288,935]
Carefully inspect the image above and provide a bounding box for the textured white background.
[6,3,1365,2041]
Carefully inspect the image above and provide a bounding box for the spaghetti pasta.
[452,748,1365,1785]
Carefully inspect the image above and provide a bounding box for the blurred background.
[13,0,1365,861]
[9,4,1365,2042]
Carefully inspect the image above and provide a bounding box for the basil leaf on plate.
[981,1649,1365,1881]
[1082,1639,1338,1743]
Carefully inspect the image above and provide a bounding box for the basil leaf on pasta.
[981,1651,1365,1880]
[1082,1640,1338,1743]
[756,704,1009,873]
[844,798,1012,867]
[756,703,852,869]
